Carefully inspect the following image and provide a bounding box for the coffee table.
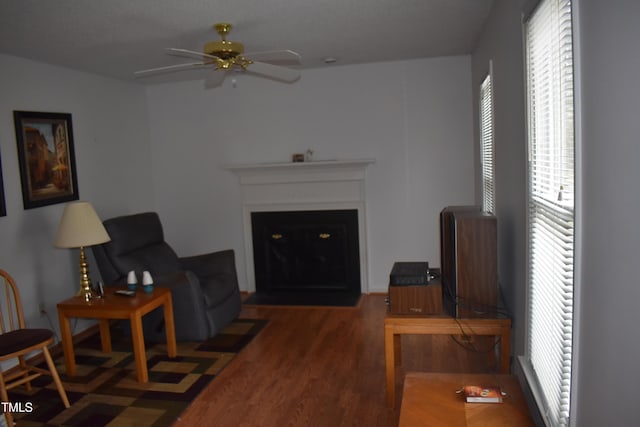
[399,372,535,426]
[384,314,511,407]
[57,286,177,383]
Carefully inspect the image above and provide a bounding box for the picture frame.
[13,111,79,209]
[0,148,6,217]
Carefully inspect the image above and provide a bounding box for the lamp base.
[78,287,94,302]
[78,246,94,302]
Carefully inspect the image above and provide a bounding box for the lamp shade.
[54,201,111,248]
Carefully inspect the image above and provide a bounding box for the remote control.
[115,290,136,297]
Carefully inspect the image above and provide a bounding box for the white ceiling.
[0,0,493,85]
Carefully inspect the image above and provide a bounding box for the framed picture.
[13,111,79,209]
[0,148,6,217]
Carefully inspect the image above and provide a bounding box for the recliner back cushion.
[100,212,181,276]
[103,212,164,255]
[110,243,182,277]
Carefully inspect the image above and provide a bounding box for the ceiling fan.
[134,23,302,88]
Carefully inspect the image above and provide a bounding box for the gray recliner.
[92,212,242,342]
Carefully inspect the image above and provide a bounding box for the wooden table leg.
[130,313,148,383]
[163,295,177,358]
[384,323,396,408]
[57,310,76,376]
[499,327,511,374]
[99,319,112,353]
[394,334,402,366]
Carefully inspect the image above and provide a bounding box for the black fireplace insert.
[248,209,361,306]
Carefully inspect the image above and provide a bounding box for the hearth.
[249,209,361,305]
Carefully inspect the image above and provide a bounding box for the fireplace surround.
[227,159,375,297]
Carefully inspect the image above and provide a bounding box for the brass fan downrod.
[214,23,232,40]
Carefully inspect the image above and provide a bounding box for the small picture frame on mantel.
[292,153,305,162]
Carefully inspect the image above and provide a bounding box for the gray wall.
[0,54,154,331]
[144,56,476,293]
[472,0,640,425]
[0,53,477,337]
[471,0,528,357]
[576,0,640,425]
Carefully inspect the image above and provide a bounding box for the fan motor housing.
[204,40,244,59]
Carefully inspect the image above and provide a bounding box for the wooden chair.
[0,269,70,426]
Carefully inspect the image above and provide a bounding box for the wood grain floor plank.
[174,295,499,427]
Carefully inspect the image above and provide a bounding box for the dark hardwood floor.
[174,295,500,427]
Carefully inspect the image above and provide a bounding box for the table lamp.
[54,201,111,301]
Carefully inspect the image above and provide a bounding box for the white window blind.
[524,0,575,426]
[480,68,495,213]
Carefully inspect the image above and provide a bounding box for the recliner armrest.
[149,271,210,341]
[152,271,206,308]
[179,249,237,280]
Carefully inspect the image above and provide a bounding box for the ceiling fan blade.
[166,47,219,62]
[204,70,226,89]
[134,62,208,77]
[243,50,301,66]
[246,61,301,83]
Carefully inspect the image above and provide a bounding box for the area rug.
[9,318,268,427]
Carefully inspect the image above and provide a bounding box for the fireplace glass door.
[251,210,361,297]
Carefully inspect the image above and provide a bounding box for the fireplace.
[251,210,361,301]
[227,158,375,303]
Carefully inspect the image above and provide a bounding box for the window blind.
[479,69,495,213]
[524,0,575,426]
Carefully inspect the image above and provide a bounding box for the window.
[523,0,575,426]
[479,65,495,213]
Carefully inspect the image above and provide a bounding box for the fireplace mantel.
[227,158,375,293]
[226,158,375,185]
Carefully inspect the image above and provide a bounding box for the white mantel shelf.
[227,158,375,293]
[225,158,376,185]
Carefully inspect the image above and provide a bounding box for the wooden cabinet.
[388,281,443,315]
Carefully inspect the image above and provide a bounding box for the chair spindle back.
[0,269,26,335]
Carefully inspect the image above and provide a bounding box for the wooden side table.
[384,314,511,408]
[398,372,534,426]
[57,286,177,383]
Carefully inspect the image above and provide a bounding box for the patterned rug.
[9,318,268,427]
